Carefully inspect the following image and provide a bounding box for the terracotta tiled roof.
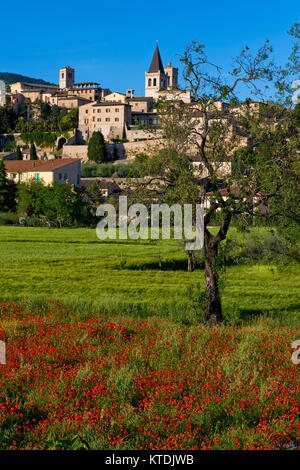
[4,158,81,173]
[92,101,127,107]
[128,97,153,102]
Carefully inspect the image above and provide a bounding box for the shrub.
[0,212,19,226]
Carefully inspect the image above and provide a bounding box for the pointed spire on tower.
[148,44,165,73]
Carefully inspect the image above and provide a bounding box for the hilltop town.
[0,44,263,195]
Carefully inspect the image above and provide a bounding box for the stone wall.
[62,139,162,162]
[62,144,88,160]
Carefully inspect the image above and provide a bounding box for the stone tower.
[164,62,178,89]
[59,66,75,90]
[145,45,168,98]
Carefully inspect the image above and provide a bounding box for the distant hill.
[0,72,56,88]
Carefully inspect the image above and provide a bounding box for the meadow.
[0,226,299,325]
[0,226,299,450]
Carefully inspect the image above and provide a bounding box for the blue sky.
[1,0,299,97]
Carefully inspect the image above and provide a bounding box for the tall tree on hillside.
[30,143,38,160]
[16,145,23,160]
[0,159,15,212]
[136,38,296,326]
[88,131,107,163]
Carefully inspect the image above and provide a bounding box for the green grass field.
[0,226,299,325]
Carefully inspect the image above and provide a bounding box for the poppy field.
[0,300,299,450]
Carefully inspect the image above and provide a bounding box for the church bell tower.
[145,45,168,98]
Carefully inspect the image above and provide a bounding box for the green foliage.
[0,72,55,87]
[14,107,75,136]
[81,159,149,178]
[0,212,19,226]
[20,131,63,148]
[17,180,83,227]
[59,108,78,131]
[82,181,104,219]
[3,140,16,152]
[0,160,16,212]
[87,131,108,163]
[0,105,17,133]
[15,145,22,160]
[29,143,38,160]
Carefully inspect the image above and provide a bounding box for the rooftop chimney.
[126,89,134,98]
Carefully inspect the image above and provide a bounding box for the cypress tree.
[0,159,10,212]
[30,143,38,160]
[87,131,107,163]
[16,145,23,160]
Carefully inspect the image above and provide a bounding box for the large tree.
[88,131,107,163]
[16,145,23,160]
[137,38,297,326]
[30,143,38,160]
[0,160,15,212]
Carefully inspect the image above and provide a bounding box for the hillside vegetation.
[0,72,56,87]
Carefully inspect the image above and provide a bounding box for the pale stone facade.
[68,82,109,102]
[4,158,81,187]
[78,101,132,141]
[59,67,75,90]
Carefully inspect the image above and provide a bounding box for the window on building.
[148,78,152,86]
[106,118,110,122]
[86,110,88,114]
[106,108,110,112]
[59,173,62,180]
[115,118,119,122]
[153,78,157,86]
[115,108,119,112]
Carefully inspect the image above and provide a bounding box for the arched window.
[148,78,152,87]
[153,78,157,86]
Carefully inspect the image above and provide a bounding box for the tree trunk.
[204,236,222,326]
[187,251,195,272]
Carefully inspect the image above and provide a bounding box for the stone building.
[59,66,75,90]
[78,101,132,141]
[4,158,81,187]
[67,82,110,102]
[145,45,191,103]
